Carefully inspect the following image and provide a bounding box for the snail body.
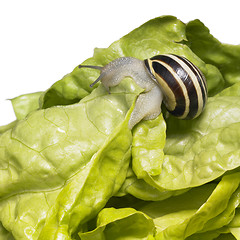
[79,54,207,129]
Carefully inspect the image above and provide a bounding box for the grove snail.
[79,54,207,129]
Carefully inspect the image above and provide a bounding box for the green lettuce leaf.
[140,173,240,239]
[0,120,17,135]
[38,102,135,239]
[186,228,231,240]
[0,190,61,239]
[0,79,142,239]
[131,93,240,191]
[0,223,14,240]
[0,92,42,135]
[215,234,237,240]
[227,209,240,239]
[132,114,166,178]
[217,82,240,97]
[10,92,43,120]
[105,174,240,239]
[118,167,187,201]
[79,208,155,240]
[186,19,240,88]
[123,84,240,197]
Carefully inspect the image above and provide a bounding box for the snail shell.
[144,54,207,119]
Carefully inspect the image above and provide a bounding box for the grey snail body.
[79,54,207,129]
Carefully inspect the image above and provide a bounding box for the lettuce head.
[1,15,240,240]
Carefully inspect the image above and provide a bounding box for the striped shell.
[144,54,207,119]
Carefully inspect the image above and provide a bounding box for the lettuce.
[79,208,155,239]
[10,92,43,120]
[185,20,240,88]
[1,15,240,239]
[0,80,142,239]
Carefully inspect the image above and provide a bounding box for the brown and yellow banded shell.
[144,54,207,119]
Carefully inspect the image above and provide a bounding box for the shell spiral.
[144,54,207,119]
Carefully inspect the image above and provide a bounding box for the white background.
[0,0,239,126]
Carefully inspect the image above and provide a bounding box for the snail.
[79,54,207,129]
